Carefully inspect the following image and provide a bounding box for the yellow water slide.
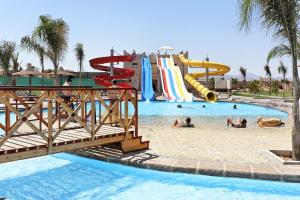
[178,54,230,102]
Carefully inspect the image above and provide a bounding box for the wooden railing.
[0,86,139,152]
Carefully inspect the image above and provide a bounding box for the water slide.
[89,54,135,88]
[178,53,230,102]
[141,57,154,101]
[157,56,193,101]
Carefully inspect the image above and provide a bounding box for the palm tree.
[11,52,20,85]
[74,43,85,85]
[0,41,15,77]
[31,15,69,85]
[239,66,247,92]
[238,0,300,160]
[278,61,288,97]
[264,65,272,95]
[20,35,46,85]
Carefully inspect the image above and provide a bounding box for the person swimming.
[177,104,183,108]
[202,105,206,108]
[233,104,237,109]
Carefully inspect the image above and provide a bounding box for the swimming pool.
[0,101,287,131]
[135,101,287,116]
[0,153,299,200]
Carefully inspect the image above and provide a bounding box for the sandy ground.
[139,120,292,165]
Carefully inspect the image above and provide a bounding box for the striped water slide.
[157,57,176,101]
[161,58,182,101]
[167,57,193,101]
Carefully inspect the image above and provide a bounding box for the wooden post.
[48,91,53,153]
[81,91,85,122]
[90,90,96,139]
[39,102,43,131]
[5,92,10,135]
[110,48,114,76]
[124,90,129,139]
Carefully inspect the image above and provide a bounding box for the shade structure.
[12,65,43,88]
[47,67,76,85]
[47,67,76,76]
[12,65,42,76]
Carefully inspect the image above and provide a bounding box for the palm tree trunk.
[79,62,82,86]
[54,63,59,86]
[269,77,272,95]
[243,79,246,92]
[40,56,44,86]
[290,34,300,160]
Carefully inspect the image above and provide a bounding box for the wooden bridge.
[0,86,149,163]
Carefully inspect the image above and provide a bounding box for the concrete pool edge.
[70,99,298,183]
[71,148,300,183]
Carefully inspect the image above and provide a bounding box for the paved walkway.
[74,97,300,183]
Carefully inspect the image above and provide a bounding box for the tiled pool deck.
[74,97,300,183]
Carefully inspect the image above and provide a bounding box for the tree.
[239,66,247,92]
[271,80,279,96]
[74,43,85,85]
[0,41,15,76]
[238,0,300,160]
[231,78,238,89]
[278,61,288,97]
[248,80,260,95]
[31,15,69,85]
[0,41,15,83]
[20,35,46,85]
[264,65,272,95]
[208,77,215,89]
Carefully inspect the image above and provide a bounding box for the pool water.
[0,101,288,134]
[134,101,287,116]
[0,153,299,200]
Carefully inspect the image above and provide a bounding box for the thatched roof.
[12,65,42,76]
[47,67,75,76]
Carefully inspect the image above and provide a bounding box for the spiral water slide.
[178,54,230,102]
[89,54,135,88]
[157,56,193,101]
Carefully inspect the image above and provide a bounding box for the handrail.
[0,86,138,149]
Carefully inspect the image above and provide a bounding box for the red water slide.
[89,53,135,88]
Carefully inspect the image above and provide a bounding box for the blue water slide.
[141,57,154,101]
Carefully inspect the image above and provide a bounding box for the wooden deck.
[0,86,149,163]
[0,123,135,163]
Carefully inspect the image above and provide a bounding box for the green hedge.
[0,76,99,87]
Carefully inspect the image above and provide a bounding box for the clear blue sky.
[0,0,290,78]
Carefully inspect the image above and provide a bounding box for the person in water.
[233,104,237,109]
[177,104,183,108]
[202,105,206,108]
[173,117,195,128]
[227,117,247,128]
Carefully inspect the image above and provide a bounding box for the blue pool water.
[0,101,288,133]
[134,101,287,116]
[0,153,299,200]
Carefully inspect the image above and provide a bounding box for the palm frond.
[267,44,291,63]
[239,66,247,79]
[264,65,272,77]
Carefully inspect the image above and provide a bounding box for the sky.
[0,0,292,78]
